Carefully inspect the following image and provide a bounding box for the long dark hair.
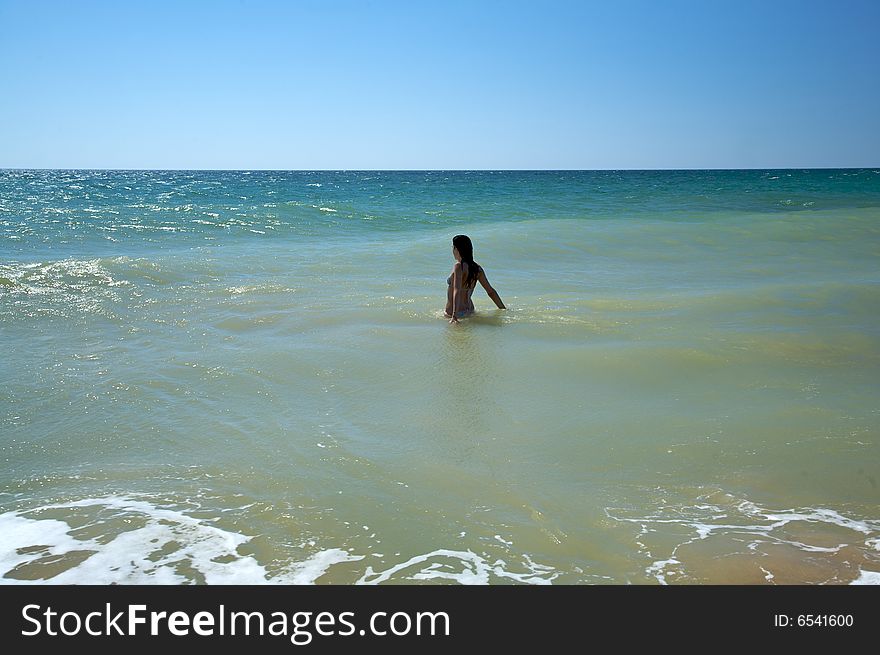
[453,234,480,288]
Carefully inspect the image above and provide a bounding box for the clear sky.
[1,0,878,169]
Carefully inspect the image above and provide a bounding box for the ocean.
[1,169,878,584]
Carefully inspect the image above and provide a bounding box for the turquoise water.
[1,169,879,584]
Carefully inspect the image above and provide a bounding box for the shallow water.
[1,169,878,584]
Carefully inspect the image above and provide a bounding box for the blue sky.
[1,0,878,169]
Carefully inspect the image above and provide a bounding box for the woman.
[445,234,506,323]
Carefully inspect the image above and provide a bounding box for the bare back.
[445,261,505,319]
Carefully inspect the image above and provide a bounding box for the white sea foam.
[646,558,680,585]
[850,570,880,585]
[607,493,880,584]
[0,496,556,585]
[0,496,360,585]
[284,549,364,584]
[356,549,557,585]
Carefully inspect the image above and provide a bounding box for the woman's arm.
[478,268,506,309]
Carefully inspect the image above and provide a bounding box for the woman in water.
[445,234,506,323]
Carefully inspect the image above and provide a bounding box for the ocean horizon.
[4,167,875,171]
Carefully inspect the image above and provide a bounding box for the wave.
[606,489,880,584]
[0,496,558,585]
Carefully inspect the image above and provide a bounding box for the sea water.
[1,169,878,584]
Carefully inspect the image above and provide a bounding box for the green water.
[1,170,878,584]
